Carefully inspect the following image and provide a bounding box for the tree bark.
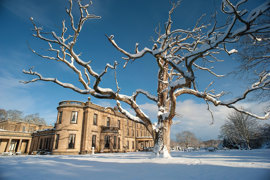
[153,120,172,158]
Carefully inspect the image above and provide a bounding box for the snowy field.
[0,149,270,180]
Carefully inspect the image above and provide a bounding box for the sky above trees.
[0,0,268,140]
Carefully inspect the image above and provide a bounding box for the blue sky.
[0,0,268,140]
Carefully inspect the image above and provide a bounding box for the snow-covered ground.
[0,149,270,180]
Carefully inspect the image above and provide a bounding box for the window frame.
[58,111,63,124]
[68,134,76,149]
[92,135,96,148]
[93,113,98,126]
[55,134,60,149]
[104,135,110,149]
[118,120,121,129]
[113,136,117,149]
[106,117,110,127]
[118,137,120,149]
[70,111,78,124]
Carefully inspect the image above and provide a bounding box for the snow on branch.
[116,101,145,124]
[21,68,92,94]
[193,63,225,77]
[132,89,158,102]
[174,72,270,120]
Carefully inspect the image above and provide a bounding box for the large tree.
[22,0,270,157]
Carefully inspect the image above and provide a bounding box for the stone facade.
[0,99,153,155]
[0,121,53,154]
[50,99,153,155]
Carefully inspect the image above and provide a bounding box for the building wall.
[0,121,53,154]
[0,121,53,133]
[0,130,32,154]
[0,100,153,155]
[30,129,55,154]
[51,100,153,155]
[52,101,84,155]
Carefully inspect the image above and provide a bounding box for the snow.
[228,49,238,54]
[116,100,143,123]
[1,149,270,180]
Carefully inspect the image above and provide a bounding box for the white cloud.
[138,99,270,140]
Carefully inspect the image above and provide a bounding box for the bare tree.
[0,109,7,121]
[176,131,199,149]
[22,0,270,157]
[220,110,259,149]
[24,113,46,125]
[6,110,24,122]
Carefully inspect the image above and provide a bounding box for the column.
[4,139,12,152]
[17,139,23,153]
[26,139,32,154]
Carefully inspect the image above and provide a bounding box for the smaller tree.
[6,110,24,122]
[259,123,270,148]
[220,111,259,149]
[176,131,199,149]
[0,109,7,121]
[24,113,46,125]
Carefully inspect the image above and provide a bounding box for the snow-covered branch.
[174,72,270,120]
[132,89,158,102]
[22,68,92,94]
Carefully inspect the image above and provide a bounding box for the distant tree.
[176,131,199,149]
[24,113,46,125]
[0,108,47,125]
[259,123,270,148]
[202,139,222,148]
[220,111,259,149]
[6,110,24,122]
[0,109,7,121]
[22,0,270,157]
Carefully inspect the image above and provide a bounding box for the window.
[118,137,120,149]
[113,136,117,149]
[70,111,78,124]
[132,129,134,136]
[118,120,121,129]
[55,134,59,149]
[92,135,96,148]
[58,112,63,124]
[22,126,26,132]
[104,135,110,149]
[9,140,17,151]
[106,117,110,127]
[68,134,76,149]
[39,139,43,149]
[132,141,134,149]
[127,140,129,149]
[30,126,35,132]
[127,128,129,136]
[45,138,51,150]
[93,114,98,125]
[127,119,129,126]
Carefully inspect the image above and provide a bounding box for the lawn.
[0,149,270,180]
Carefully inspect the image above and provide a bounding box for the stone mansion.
[0,99,153,155]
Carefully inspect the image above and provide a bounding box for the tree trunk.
[153,120,172,158]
